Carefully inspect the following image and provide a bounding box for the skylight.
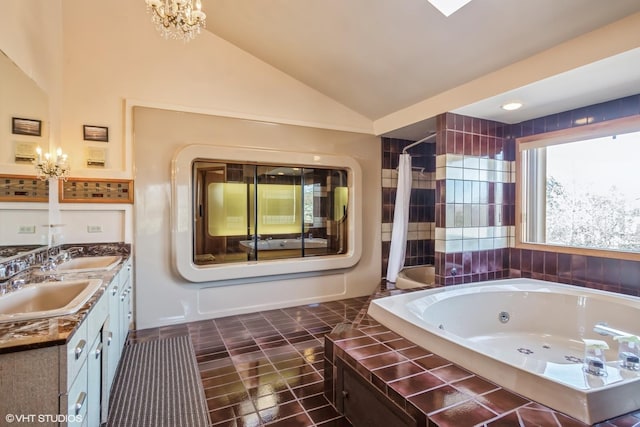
[427,0,474,17]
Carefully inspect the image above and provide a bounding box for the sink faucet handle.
[41,257,58,271]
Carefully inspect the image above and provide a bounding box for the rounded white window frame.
[172,144,363,283]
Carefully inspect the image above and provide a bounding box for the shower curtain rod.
[402,132,437,154]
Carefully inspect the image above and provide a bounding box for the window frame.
[172,144,363,283]
[516,115,640,261]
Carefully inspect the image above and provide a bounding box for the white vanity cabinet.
[104,275,121,403]
[102,256,133,420]
[118,259,133,352]
[0,256,134,427]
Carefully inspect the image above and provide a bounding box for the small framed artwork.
[83,125,109,142]
[12,117,42,136]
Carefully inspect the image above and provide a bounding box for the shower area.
[381,136,437,281]
[193,160,349,265]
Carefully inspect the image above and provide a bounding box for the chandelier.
[145,0,207,41]
[34,147,70,181]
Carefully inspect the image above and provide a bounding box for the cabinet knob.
[74,339,87,360]
[95,342,103,358]
[75,392,87,415]
[111,286,119,296]
[342,390,349,399]
[107,331,113,346]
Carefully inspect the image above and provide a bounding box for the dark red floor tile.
[263,412,314,426]
[299,393,331,411]
[308,404,342,424]
[258,400,305,423]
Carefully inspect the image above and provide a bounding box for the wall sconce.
[34,146,70,181]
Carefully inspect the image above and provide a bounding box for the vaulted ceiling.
[204,0,640,138]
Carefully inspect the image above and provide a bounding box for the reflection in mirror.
[0,49,50,261]
[193,161,349,265]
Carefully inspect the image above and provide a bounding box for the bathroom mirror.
[0,49,50,261]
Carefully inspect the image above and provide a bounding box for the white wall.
[60,0,376,327]
[60,0,373,180]
[0,1,379,327]
[134,107,381,328]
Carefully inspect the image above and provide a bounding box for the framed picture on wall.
[83,125,109,142]
[12,117,42,136]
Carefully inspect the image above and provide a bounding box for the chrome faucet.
[40,257,58,272]
[593,322,629,338]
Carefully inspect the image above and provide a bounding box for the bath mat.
[108,335,210,427]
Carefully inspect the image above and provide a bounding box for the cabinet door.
[118,284,129,351]
[118,260,133,349]
[106,280,121,391]
[338,361,416,427]
[87,332,103,427]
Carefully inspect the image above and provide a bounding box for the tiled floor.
[127,291,640,427]
[129,297,370,426]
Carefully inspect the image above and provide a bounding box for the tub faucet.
[593,322,628,338]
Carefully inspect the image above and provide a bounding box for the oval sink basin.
[56,255,122,273]
[0,279,102,323]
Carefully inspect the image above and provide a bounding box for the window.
[172,144,362,283]
[193,161,349,264]
[518,116,640,257]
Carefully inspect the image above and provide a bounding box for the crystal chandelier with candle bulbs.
[145,0,206,41]
[34,147,70,181]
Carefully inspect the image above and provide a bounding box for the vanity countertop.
[0,244,130,354]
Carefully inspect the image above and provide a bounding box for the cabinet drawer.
[65,358,88,427]
[64,321,88,387]
[87,288,108,340]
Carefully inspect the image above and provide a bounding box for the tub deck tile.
[323,291,610,426]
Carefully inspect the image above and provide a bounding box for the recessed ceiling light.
[501,102,523,111]
[427,0,474,17]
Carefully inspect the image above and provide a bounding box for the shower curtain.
[386,153,412,284]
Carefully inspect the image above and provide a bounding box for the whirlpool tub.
[367,278,640,424]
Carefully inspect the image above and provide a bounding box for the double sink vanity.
[0,244,133,426]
